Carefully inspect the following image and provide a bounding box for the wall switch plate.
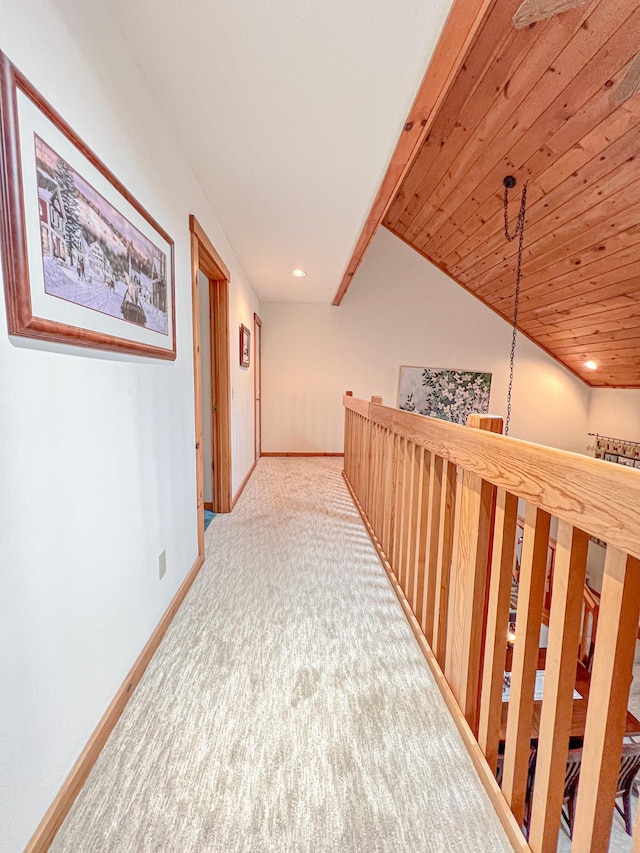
[159,550,167,580]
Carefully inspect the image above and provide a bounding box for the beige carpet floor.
[51,458,512,853]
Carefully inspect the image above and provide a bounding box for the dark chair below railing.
[539,739,640,839]
[561,746,583,838]
[615,740,640,835]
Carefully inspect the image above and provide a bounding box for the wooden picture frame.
[240,323,250,368]
[0,51,176,359]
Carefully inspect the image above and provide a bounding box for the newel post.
[444,413,503,734]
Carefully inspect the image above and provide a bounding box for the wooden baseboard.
[342,471,529,853]
[260,452,344,457]
[231,458,257,509]
[204,501,214,512]
[25,551,205,852]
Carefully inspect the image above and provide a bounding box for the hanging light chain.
[503,179,527,437]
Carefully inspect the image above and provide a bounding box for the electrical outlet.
[158,550,167,580]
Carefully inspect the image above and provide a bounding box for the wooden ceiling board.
[386,0,535,231]
[448,134,640,280]
[473,199,640,297]
[447,113,640,268]
[527,328,640,354]
[381,0,640,387]
[524,291,640,329]
[410,23,638,261]
[477,183,640,284]
[392,1,629,247]
[416,32,636,276]
[510,264,640,327]
[440,107,639,278]
[389,8,582,235]
[489,245,640,311]
[549,320,640,341]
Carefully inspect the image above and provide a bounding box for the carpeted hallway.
[51,458,512,852]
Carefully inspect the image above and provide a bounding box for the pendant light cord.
[503,180,527,436]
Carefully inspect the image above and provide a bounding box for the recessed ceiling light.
[290,268,306,278]
[584,360,598,370]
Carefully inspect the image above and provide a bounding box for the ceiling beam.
[332,0,495,306]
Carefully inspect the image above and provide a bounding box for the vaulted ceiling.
[341,0,640,388]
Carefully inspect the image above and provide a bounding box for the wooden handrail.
[346,395,640,560]
[342,394,640,852]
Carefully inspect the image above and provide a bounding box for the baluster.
[371,422,380,540]
[343,409,349,481]
[445,473,495,732]
[359,413,367,503]
[633,795,640,852]
[432,459,457,669]
[388,432,401,572]
[422,453,444,644]
[571,549,640,850]
[401,438,416,591]
[396,438,408,587]
[343,391,353,484]
[527,522,589,853]
[502,504,551,826]
[445,414,502,732]
[380,428,394,557]
[368,421,378,535]
[478,488,518,775]
[413,450,434,624]
[405,444,424,613]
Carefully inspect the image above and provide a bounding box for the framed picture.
[398,366,491,425]
[240,323,251,368]
[0,52,176,359]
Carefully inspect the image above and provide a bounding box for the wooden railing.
[343,393,640,852]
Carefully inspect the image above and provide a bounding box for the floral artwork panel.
[398,366,492,425]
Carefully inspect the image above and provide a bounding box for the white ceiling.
[101,0,454,302]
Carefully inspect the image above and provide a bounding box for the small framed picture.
[240,323,251,368]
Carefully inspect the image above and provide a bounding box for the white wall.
[585,389,640,592]
[261,228,592,455]
[0,2,259,849]
[588,389,640,444]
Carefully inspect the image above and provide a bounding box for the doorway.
[254,313,262,462]
[190,216,232,558]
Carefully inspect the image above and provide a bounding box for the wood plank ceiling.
[382,0,640,387]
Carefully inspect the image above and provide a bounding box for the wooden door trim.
[190,215,232,522]
[190,215,231,281]
[332,0,493,306]
[254,312,262,462]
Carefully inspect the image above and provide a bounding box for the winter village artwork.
[0,52,175,359]
[35,137,168,335]
[398,366,492,426]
